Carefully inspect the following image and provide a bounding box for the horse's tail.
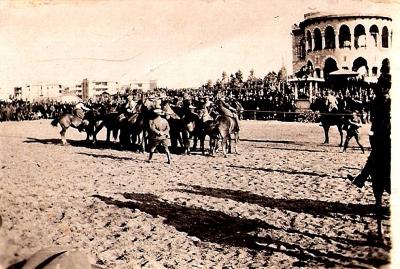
[51,117,59,127]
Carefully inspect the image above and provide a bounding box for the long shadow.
[228,164,342,178]
[256,146,330,153]
[175,184,389,218]
[77,152,137,161]
[93,193,389,268]
[240,139,342,148]
[240,139,303,145]
[24,137,133,151]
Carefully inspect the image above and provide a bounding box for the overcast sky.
[0,0,397,88]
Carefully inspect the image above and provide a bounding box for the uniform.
[148,111,172,164]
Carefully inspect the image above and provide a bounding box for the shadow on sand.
[94,192,389,268]
[227,164,346,179]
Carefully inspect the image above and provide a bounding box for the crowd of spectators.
[0,100,72,122]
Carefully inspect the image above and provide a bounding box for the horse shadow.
[93,192,389,268]
[175,184,390,219]
[227,164,344,179]
[23,137,140,151]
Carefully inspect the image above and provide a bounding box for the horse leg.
[60,127,68,145]
[337,125,343,147]
[192,135,198,152]
[221,133,228,158]
[323,126,330,144]
[184,131,190,155]
[234,132,239,154]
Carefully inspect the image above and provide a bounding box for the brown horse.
[210,115,239,158]
[51,108,102,145]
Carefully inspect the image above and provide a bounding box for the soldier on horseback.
[73,101,90,132]
[325,90,338,112]
[215,95,240,131]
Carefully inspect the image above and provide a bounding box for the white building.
[82,79,120,100]
[14,82,63,102]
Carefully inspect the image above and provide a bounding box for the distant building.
[14,82,63,102]
[291,12,392,79]
[81,79,120,101]
[127,79,157,93]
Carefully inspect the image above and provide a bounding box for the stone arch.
[354,24,366,48]
[369,25,379,47]
[323,57,338,79]
[306,30,312,52]
[313,28,322,51]
[324,25,335,49]
[339,24,351,48]
[352,57,369,76]
[382,26,389,48]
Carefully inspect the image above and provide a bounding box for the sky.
[0,0,398,89]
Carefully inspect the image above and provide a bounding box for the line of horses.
[51,99,241,158]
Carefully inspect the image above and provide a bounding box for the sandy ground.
[0,119,391,268]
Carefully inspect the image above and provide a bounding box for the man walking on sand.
[341,111,364,153]
[148,109,172,164]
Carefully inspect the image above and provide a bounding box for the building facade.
[292,12,392,80]
[14,82,63,102]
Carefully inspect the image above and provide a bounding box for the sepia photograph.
[0,0,398,268]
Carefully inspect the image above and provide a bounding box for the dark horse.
[117,101,151,152]
[311,98,347,146]
[162,102,202,155]
[51,107,104,145]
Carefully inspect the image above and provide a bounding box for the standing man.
[341,111,364,153]
[148,109,171,164]
[347,59,391,189]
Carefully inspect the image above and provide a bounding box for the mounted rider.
[214,94,240,131]
[325,90,339,112]
[125,95,137,114]
[73,101,90,131]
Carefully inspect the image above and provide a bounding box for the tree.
[235,70,243,82]
[278,66,287,82]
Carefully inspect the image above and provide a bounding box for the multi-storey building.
[14,82,63,102]
[292,12,392,80]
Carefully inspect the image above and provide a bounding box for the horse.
[311,98,347,146]
[162,101,184,152]
[210,114,239,158]
[50,107,104,145]
[198,106,219,155]
[118,101,151,152]
[162,101,202,155]
[93,103,125,145]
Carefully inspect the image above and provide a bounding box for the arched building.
[292,12,392,80]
